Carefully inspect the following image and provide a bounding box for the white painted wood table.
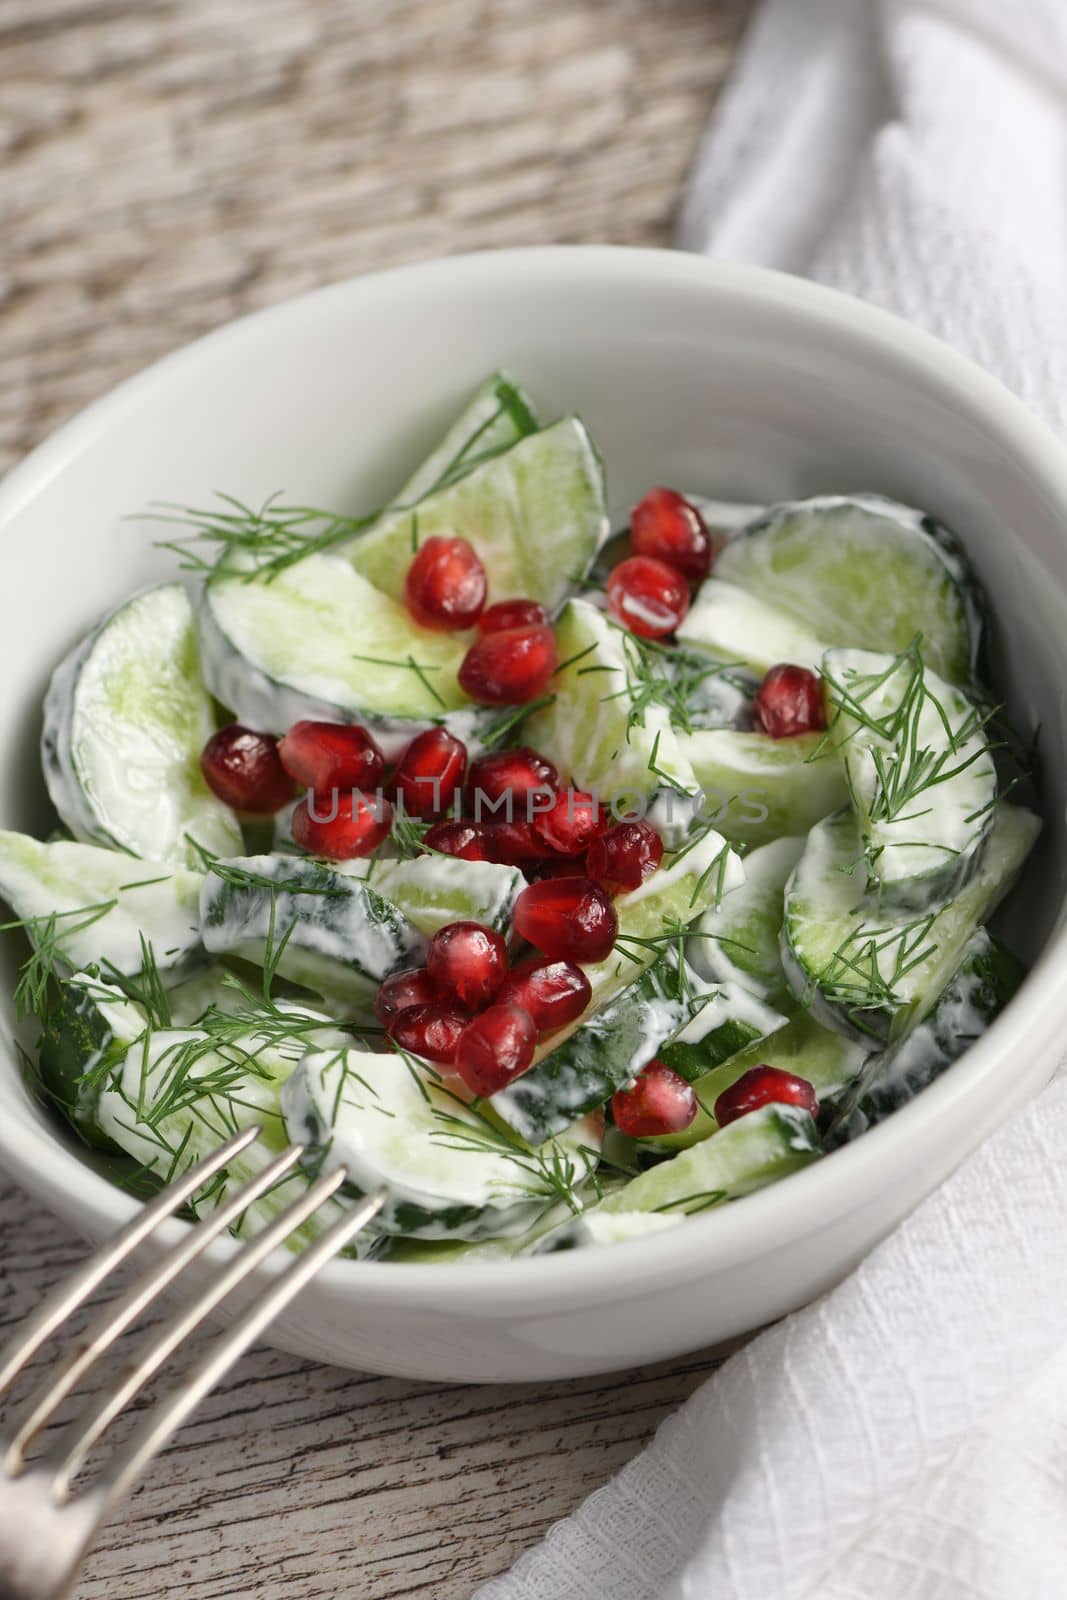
[0,3,752,1593]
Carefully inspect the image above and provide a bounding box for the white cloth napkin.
[477,5,1067,1597]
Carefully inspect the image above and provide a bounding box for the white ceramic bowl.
[2,247,1066,1383]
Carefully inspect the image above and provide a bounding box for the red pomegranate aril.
[532,789,608,856]
[422,818,551,865]
[427,921,508,1011]
[587,819,664,895]
[373,968,436,1027]
[512,877,618,964]
[612,1060,698,1137]
[404,536,487,631]
[291,789,393,859]
[388,1002,470,1065]
[467,746,559,814]
[752,664,827,739]
[529,854,589,881]
[458,624,558,706]
[391,728,468,818]
[630,487,714,582]
[714,1065,819,1128]
[607,556,690,640]
[454,1002,537,1096]
[421,820,491,860]
[278,720,384,792]
[497,957,591,1034]
[477,598,549,635]
[201,725,294,814]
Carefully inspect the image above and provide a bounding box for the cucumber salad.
[3,372,1040,1261]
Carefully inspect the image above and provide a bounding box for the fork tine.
[0,1124,260,1404]
[49,1162,352,1499]
[97,1184,386,1514]
[4,1138,306,1474]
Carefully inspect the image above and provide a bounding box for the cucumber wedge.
[43,584,241,869]
[689,835,806,1005]
[199,854,425,1009]
[782,803,1040,1043]
[679,727,847,848]
[531,1209,686,1252]
[395,372,539,502]
[659,976,788,1083]
[823,646,995,911]
[199,553,473,753]
[715,495,983,685]
[523,599,702,835]
[678,578,828,677]
[37,973,146,1148]
[282,1048,602,1240]
[0,831,202,980]
[347,418,609,612]
[342,854,524,937]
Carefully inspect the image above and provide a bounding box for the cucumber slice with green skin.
[596,1102,821,1217]
[828,931,1025,1144]
[377,1198,588,1262]
[0,831,202,980]
[646,1009,867,1154]
[199,553,475,756]
[282,1049,602,1240]
[395,372,540,503]
[680,728,847,849]
[42,584,241,869]
[659,976,788,1084]
[531,1209,686,1253]
[199,854,425,1010]
[823,646,996,913]
[675,653,756,731]
[523,599,702,843]
[678,579,828,678]
[688,835,806,1005]
[714,495,983,686]
[782,802,1040,1043]
[346,418,609,614]
[338,854,524,937]
[37,974,146,1148]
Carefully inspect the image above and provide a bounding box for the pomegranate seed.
[454,1002,537,1096]
[405,536,487,631]
[427,921,508,1010]
[200,725,293,814]
[587,820,664,895]
[477,598,549,635]
[373,968,436,1028]
[630,487,714,582]
[497,957,591,1033]
[422,818,551,865]
[752,664,827,738]
[391,728,468,818]
[278,720,384,792]
[612,1060,698,1137]
[458,624,558,705]
[389,1002,470,1065]
[529,855,589,881]
[532,789,608,856]
[291,789,393,859]
[714,1065,819,1127]
[607,556,689,639]
[512,877,618,964]
[467,746,559,818]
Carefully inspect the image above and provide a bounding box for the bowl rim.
[2,242,1066,1312]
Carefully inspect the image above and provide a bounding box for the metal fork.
[0,1126,385,1600]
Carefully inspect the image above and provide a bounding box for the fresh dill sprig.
[1,900,119,1022]
[351,652,447,710]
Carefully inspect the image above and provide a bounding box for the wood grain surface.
[0,3,751,1595]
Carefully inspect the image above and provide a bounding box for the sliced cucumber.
[597,1102,821,1216]
[782,803,1040,1042]
[688,835,806,1005]
[678,578,828,677]
[347,418,608,612]
[523,599,702,836]
[282,1048,602,1240]
[659,976,788,1084]
[674,653,755,731]
[531,1209,686,1252]
[679,728,847,848]
[395,371,539,502]
[42,583,241,869]
[199,854,425,1010]
[823,646,995,911]
[829,931,1025,1143]
[341,854,524,937]
[715,495,983,685]
[37,973,146,1147]
[0,831,202,980]
[199,553,472,754]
